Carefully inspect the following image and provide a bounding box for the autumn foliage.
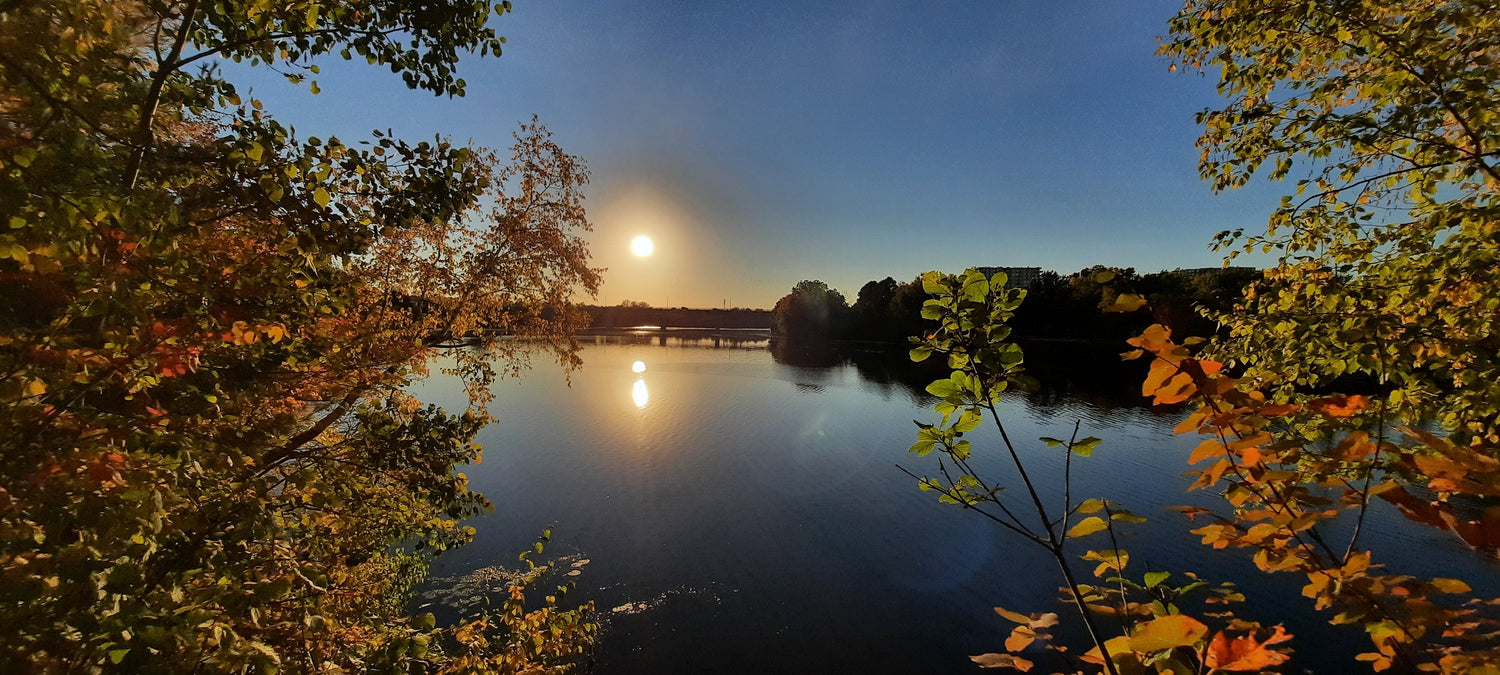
[1,0,598,672]
[911,1,1500,671]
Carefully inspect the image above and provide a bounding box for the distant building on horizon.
[1173,266,1258,277]
[974,266,1042,289]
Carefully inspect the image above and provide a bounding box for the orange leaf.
[1189,439,1226,465]
[1259,403,1299,417]
[1174,407,1212,434]
[1204,626,1293,671]
[1127,324,1173,352]
[1143,360,1179,397]
[1153,372,1197,405]
[1005,627,1036,652]
[1336,432,1375,460]
[1308,394,1367,418]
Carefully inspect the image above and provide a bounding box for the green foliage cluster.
[1162,0,1500,442]
[1,1,598,672]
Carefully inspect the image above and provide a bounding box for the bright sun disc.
[632,360,647,373]
[630,235,654,256]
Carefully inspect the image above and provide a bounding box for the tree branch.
[123,0,201,191]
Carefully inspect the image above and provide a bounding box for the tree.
[850,276,901,341]
[770,280,850,342]
[1162,0,1500,441]
[854,277,899,316]
[1,1,598,671]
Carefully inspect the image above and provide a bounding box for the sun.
[630,235,654,257]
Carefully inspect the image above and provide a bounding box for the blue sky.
[230,0,1284,308]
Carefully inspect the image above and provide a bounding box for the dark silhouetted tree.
[771,280,851,342]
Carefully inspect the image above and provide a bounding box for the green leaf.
[108,648,130,664]
[921,271,946,295]
[1143,571,1170,589]
[1039,436,1067,447]
[909,346,933,362]
[954,408,983,433]
[961,274,989,303]
[313,187,331,208]
[925,379,961,398]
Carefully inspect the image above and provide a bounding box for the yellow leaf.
[1081,635,1134,665]
[994,606,1032,624]
[1431,578,1471,594]
[1067,517,1108,539]
[1104,293,1147,313]
[1128,615,1209,653]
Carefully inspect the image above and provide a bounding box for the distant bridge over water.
[583,306,771,330]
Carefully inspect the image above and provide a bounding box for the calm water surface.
[411,335,1498,674]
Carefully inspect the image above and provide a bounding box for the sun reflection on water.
[631,378,649,409]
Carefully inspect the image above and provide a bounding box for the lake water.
[411,334,1498,674]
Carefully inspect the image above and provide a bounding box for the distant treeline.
[770,266,1261,344]
[584,304,771,329]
